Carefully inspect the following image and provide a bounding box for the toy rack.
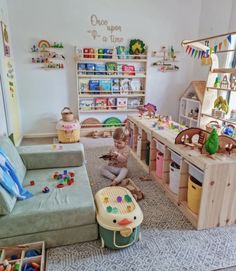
[0,241,45,271]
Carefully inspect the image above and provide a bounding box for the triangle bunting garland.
[184,33,233,61]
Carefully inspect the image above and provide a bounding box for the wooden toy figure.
[220,75,229,89]
[230,74,236,90]
[204,128,219,157]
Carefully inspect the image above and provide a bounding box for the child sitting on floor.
[100,127,130,186]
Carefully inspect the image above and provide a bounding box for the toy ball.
[223,127,234,137]
[42,186,50,193]
[30,180,35,186]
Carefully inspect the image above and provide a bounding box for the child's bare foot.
[111,180,118,186]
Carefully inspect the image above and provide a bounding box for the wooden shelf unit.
[182,32,236,131]
[0,241,45,271]
[179,81,206,128]
[75,46,148,133]
[128,114,236,230]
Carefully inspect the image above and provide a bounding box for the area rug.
[47,146,236,271]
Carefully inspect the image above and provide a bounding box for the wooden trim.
[212,68,236,74]
[182,31,236,46]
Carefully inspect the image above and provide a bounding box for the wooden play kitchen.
[127,114,236,230]
[0,241,45,271]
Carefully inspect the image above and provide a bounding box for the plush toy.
[204,128,219,155]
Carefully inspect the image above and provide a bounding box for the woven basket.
[61,107,74,122]
[206,121,221,134]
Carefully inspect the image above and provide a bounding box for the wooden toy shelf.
[127,114,236,230]
[75,46,148,134]
[182,32,236,132]
[0,241,45,271]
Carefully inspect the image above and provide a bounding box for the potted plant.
[212,96,229,118]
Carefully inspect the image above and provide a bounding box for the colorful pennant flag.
[194,49,198,58]
[224,39,227,47]
[214,45,217,53]
[219,42,222,51]
[227,35,231,44]
[191,48,195,56]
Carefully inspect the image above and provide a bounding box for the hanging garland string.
[184,34,233,60]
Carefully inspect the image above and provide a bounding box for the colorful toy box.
[95,187,143,249]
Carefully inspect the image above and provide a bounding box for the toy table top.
[128,114,236,170]
[97,187,136,215]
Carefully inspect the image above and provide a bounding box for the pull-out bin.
[155,141,165,178]
[186,162,204,214]
[169,150,182,194]
[156,152,164,178]
[169,162,180,194]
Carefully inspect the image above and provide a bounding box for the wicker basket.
[206,121,221,134]
[61,107,74,122]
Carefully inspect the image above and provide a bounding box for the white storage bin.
[169,162,180,194]
[170,150,182,166]
[187,161,204,183]
[156,140,165,154]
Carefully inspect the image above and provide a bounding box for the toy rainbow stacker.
[95,187,143,249]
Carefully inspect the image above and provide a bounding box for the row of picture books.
[79,78,142,94]
[79,97,141,111]
[77,63,145,76]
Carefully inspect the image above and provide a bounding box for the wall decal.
[87,14,124,43]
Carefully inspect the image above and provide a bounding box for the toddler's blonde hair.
[113,127,129,142]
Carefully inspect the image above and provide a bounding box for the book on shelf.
[120,79,130,94]
[117,97,127,110]
[130,79,141,92]
[86,63,95,74]
[89,80,100,94]
[112,79,120,93]
[79,79,89,93]
[128,98,141,109]
[95,63,106,75]
[80,99,94,110]
[106,62,117,75]
[99,80,112,93]
[122,64,135,76]
[95,98,108,110]
[107,97,116,109]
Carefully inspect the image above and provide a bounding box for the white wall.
[7,0,203,136]
[191,0,234,80]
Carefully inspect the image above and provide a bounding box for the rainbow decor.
[38,40,51,49]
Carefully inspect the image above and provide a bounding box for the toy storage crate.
[95,187,143,249]
[169,150,182,194]
[187,162,204,214]
[0,241,45,271]
[155,141,165,178]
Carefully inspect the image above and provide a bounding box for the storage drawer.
[186,160,204,183]
[156,140,165,154]
[170,149,182,166]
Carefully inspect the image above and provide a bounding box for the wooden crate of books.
[0,241,45,271]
